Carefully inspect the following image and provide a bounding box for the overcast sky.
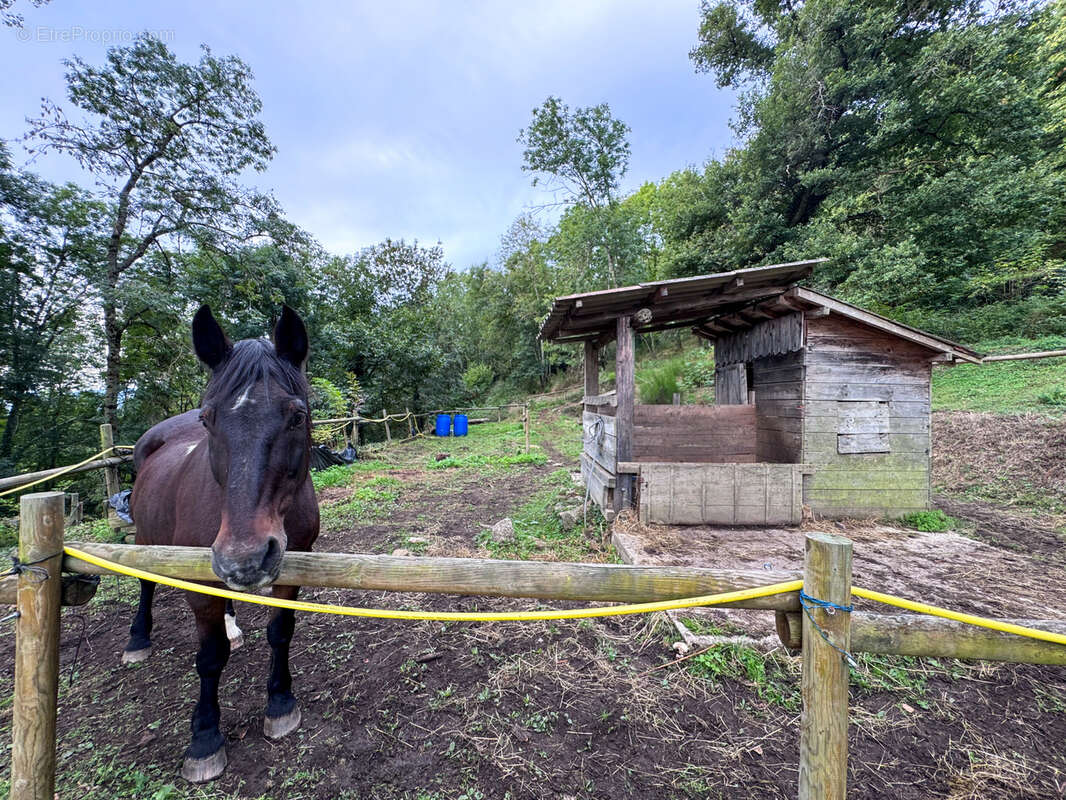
[1,1,738,269]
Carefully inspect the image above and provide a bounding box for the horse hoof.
[122,646,152,665]
[181,747,227,783]
[263,705,301,740]
[225,614,243,650]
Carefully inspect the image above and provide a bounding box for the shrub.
[899,509,956,532]
[309,377,349,445]
[678,348,716,392]
[462,363,494,400]
[637,356,685,404]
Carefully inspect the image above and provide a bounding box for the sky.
[1,0,739,269]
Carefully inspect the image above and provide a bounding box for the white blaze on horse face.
[231,384,255,411]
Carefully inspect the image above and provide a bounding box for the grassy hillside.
[932,336,1066,413]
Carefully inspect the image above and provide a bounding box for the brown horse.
[126,305,320,782]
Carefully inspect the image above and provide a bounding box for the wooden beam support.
[805,307,830,320]
[62,542,803,610]
[982,349,1066,363]
[0,455,132,494]
[556,285,792,335]
[584,340,599,408]
[777,610,1066,666]
[799,532,852,800]
[614,315,635,513]
[716,314,751,330]
[851,613,1066,665]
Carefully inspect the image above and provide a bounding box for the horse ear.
[192,305,232,371]
[274,305,309,371]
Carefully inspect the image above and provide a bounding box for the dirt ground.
[0,412,1065,799]
[612,505,1066,640]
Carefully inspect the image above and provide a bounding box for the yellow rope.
[851,587,1066,646]
[357,412,412,424]
[58,547,1066,644]
[0,447,132,498]
[62,545,801,621]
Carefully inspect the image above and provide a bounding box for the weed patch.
[686,645,800,710]
[428,452,546,471]
[476,468,610,561]
[320,475,402,525]
[899,509,956,532]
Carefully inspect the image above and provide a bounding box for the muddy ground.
[0,410,1064,799]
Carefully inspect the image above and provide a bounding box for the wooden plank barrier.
[61,542,802,610]
[9,523,1066,799]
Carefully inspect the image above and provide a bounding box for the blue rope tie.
[798,590,859,670]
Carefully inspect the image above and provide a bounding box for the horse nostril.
[261,537,282,573]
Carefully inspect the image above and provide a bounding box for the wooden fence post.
[98,424,122,528]
[382,410,392,444]
[12,491,65,800]
[799,532,853,800]
[614,315,635,512]
[523,404,530,453]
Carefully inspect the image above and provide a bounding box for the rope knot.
[4,551,60,582]
[798,589,858,670]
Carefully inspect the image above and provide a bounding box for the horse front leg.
[181,595,231,783]
[122,578,155,664]
[263,585,302,739]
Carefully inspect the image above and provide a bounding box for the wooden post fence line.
[799,532,852,800]
[9,512,1066,798]
[11,493,64,800]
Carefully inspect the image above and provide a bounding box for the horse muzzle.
[211,535,285,591]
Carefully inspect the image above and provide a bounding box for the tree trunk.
[102,299,123,433]
[0,392,23,465]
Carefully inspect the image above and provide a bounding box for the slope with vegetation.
[3,1,1066,525]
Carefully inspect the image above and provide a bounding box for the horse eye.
[290,412,305,430]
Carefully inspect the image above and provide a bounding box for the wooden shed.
[538,261,980,525]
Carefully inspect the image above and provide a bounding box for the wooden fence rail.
[9,493,1066,798]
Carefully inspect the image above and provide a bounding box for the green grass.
[932,335,1066,413]
[311,460,391,490]
[686,645,800,711]
[428,452,546,471]
[899,509,957,532]
[477,467,609,561]
[319,475,403,526]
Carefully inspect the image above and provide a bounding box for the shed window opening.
[836,399,890,454]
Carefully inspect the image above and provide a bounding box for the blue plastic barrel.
[453,414,469,437]
[434,414,451,437]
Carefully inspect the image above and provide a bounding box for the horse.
[126,305,320,782]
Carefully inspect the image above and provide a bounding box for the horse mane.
[202,338,309,406]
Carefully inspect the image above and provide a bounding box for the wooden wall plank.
[802,314,934,518]
[631,404,758,463]
[716,312,805,365]
[639,462,805,525]
[714,363,747,404]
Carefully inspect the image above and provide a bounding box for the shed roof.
[539,261,981,363]
[538,259,823,343]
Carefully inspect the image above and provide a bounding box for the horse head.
[192,305,311,590]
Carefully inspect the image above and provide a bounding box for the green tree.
[27,36,278,433]
[518,96,632,287]
[688,0,1065,331]
[0,143,105,469]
